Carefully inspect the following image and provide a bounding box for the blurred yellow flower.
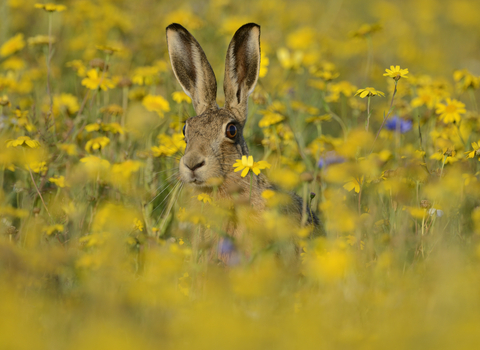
[96,45,121,55]
[350,23,382,38]
[0,95,11,106]
[383,65,409,80]
[172,91,191,104]
[80,156,110,170]
[343,177,362,193]
[454,69,480,91]
[52,93,79,116]
[6,136,40,148]
[134,218,144,231]
[58,143,78,156]
[259,51,269,78]
[258,110,284,128]
[306,114,331,124]
[233,155,271,177]
[28,35,55,46]
[0,33,25,57]
[81,69,115,91]
[29,161,48,174]
[151,133,185,157]
[100,104,123,116]
[34,3,66,12]
[43,224,64,235]
[1,57,25,71]
[111,160,143,177]
[196,193,212,203]
[277,48,303,70]
[411,87,437,109]
[287,27,316,50]
[66,60,87,77]
[436,98,466,124]
[142,94,170,118]
[132,66,161,86]
[49,175,67,188]
[85,136,110,153]
[355,87,385,98]
[466,142,480,160]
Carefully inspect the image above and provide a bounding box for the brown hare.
[166,23,321,260]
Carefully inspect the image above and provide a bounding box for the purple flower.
[218,237,235,255]
[318,151,345,169]
[385,115,412,133]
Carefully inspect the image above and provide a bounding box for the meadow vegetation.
[1,0,480,348]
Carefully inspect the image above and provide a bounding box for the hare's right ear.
[166,23,218,115]
[224,23,261,125]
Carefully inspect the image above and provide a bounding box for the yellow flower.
[43,224,64,236]
[258,110,284,128]
[132,66,161,86]
[195,193,212,203]
[58,143,78,156]
[0,33,25,57]
[454,69,480,91]
[100,104,123,116]
[466,142,480,160]
[81,69,115,91]
[6,136,40,148]
[383,65,409,80]
[350,23,382,38]
[343,177,362,193]
[306,114,331,124]
[34,3,66,12]
[80,156,110,171]
[66,60,87,77]
[49,175,67,188]
[142,94,170,118]
[134,218,144,232]
[172,91,192,104]
[0,95,11,107]
[1,57,25,71]
[233,155,271,178]
[85,136,110,153]
[354,87,385,98]
[111,160,143,178]
[29,161,48,174]
[435,98,466,124]
[259,51,269,78]
[52,93,79,116]
[277,48,303,70]
[96,45,121,55]
[430,148,459,164]
[28,35,55,46]
[411,87,437,109]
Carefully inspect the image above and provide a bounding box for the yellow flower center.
[445,104,457,113]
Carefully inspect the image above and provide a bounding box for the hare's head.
[166,23,261,190]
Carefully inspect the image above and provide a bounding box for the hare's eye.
[182,124,186,136]
[226,123,237,139]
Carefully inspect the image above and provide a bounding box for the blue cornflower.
[385,115,412,133]
[318,151,345,169]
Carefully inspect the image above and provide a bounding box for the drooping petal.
[241,167,249,178]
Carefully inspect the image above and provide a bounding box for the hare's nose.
[185,158,205,172]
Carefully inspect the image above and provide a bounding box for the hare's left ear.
[223,23,260,125]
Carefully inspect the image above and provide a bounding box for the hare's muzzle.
[180,152,209,185]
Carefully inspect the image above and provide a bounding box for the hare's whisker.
[152,180,181,213]
[148,176,180,204]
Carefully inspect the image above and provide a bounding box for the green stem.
[249,172,253,204]
[370,79,398,154]
[365,96,371,132]
[469,88,478,113]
